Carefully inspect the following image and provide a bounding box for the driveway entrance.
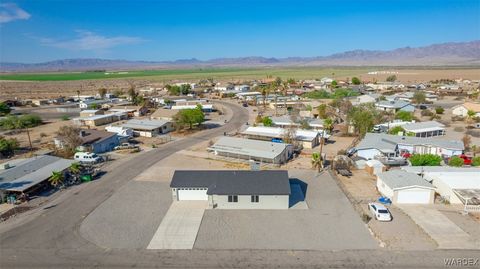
[147,201,207,249]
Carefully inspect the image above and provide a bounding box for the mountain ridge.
[1,40,479,72]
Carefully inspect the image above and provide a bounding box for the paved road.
[1,100,479,268]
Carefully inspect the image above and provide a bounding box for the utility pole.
[25,127,33,152]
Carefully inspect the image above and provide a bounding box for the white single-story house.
[375,100,415,113]
[241,126,319,149]
[208,136,293,164]
[122,119,174,137]
[424,172,480,205]
[356,133,464,160]
[376,170,436,204]
[72,112,127,127]
[402,121,446,138]
[452,102,480,117]
[105,125,134,137]
[79,99,110,109]
[170,170,291,209]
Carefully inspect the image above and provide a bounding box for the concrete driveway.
[400,205,479,249]
[147,201,207,249]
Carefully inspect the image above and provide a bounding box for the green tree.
[388,126,405,135]
[174,107,205,129]
[395,111,414,122]
[409,154,442,166]
[351,77,361,85]
[331,80,338,88]
[466,109,476,125]
[386,75,397,82]
[347,104,377,136]
[311,152,323,172]
[48,171,64,188]
[412,91,426,104]
[180,84,192,95]
[448,156,464,167]
[471,156,480,166]
[0,136,18,157]
[262,117,273,127]
[0,102,11,116]
[69,162,82,174]
[317,104,328,119]
[98,88,107,98]
[323,118,334,133]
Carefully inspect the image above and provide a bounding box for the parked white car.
[74,152,102,164]
[368,203,392,221]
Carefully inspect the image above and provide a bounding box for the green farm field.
[0,67,373,81]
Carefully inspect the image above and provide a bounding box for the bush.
[472,156,480,166]
[0,114,42,130]
[409,154,442,166]
[435,107,444,114]
[388,126,405,135]
[61,115,70,121]
[395,111,414,121]
[448,156,464,167]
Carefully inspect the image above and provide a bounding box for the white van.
[74,152,102,164]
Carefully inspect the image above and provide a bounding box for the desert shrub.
[361,213,371,223]
[448,156,464,167]
[453,126,465,132]
[409,154,442,166]
[421,109,434,117]
[40,132,47,138]
[337,149,347,155]
[61,115,70,121]
[435,107,444,114]
[471,156,480,166]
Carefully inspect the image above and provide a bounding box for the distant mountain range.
[1,40,479,72]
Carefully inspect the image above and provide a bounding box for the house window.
[251,195,259,203]
[228,195,238,203]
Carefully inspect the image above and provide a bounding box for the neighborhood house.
[170,170,291,209]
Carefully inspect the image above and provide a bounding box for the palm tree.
[466,109,476,126]
[311,152,322,172]
[69,162,81,174]
[48,171,64,188]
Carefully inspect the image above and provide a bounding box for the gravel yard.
[80,180,171,249]
[337,169,436,250]
[194,169,378,250]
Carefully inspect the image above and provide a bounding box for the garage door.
[177,188,208,201]
[396,190,431,204]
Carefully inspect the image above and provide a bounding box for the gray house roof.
[402,121,445,132]
[209,137,290,159]
[376,100,412,109]
[357,133,464,152]
[170,170,291,195]
[122,119,170,131]
[377,170,435,190]
[0,155,74,192]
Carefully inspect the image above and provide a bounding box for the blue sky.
[0,0,479,63]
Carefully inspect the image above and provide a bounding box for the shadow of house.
[289,178,308,208]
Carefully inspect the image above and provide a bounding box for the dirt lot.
[358,68,480,83]
[336,169,436,250]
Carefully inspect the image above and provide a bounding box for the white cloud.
[38,30,145,51]
[0,3,31,23]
